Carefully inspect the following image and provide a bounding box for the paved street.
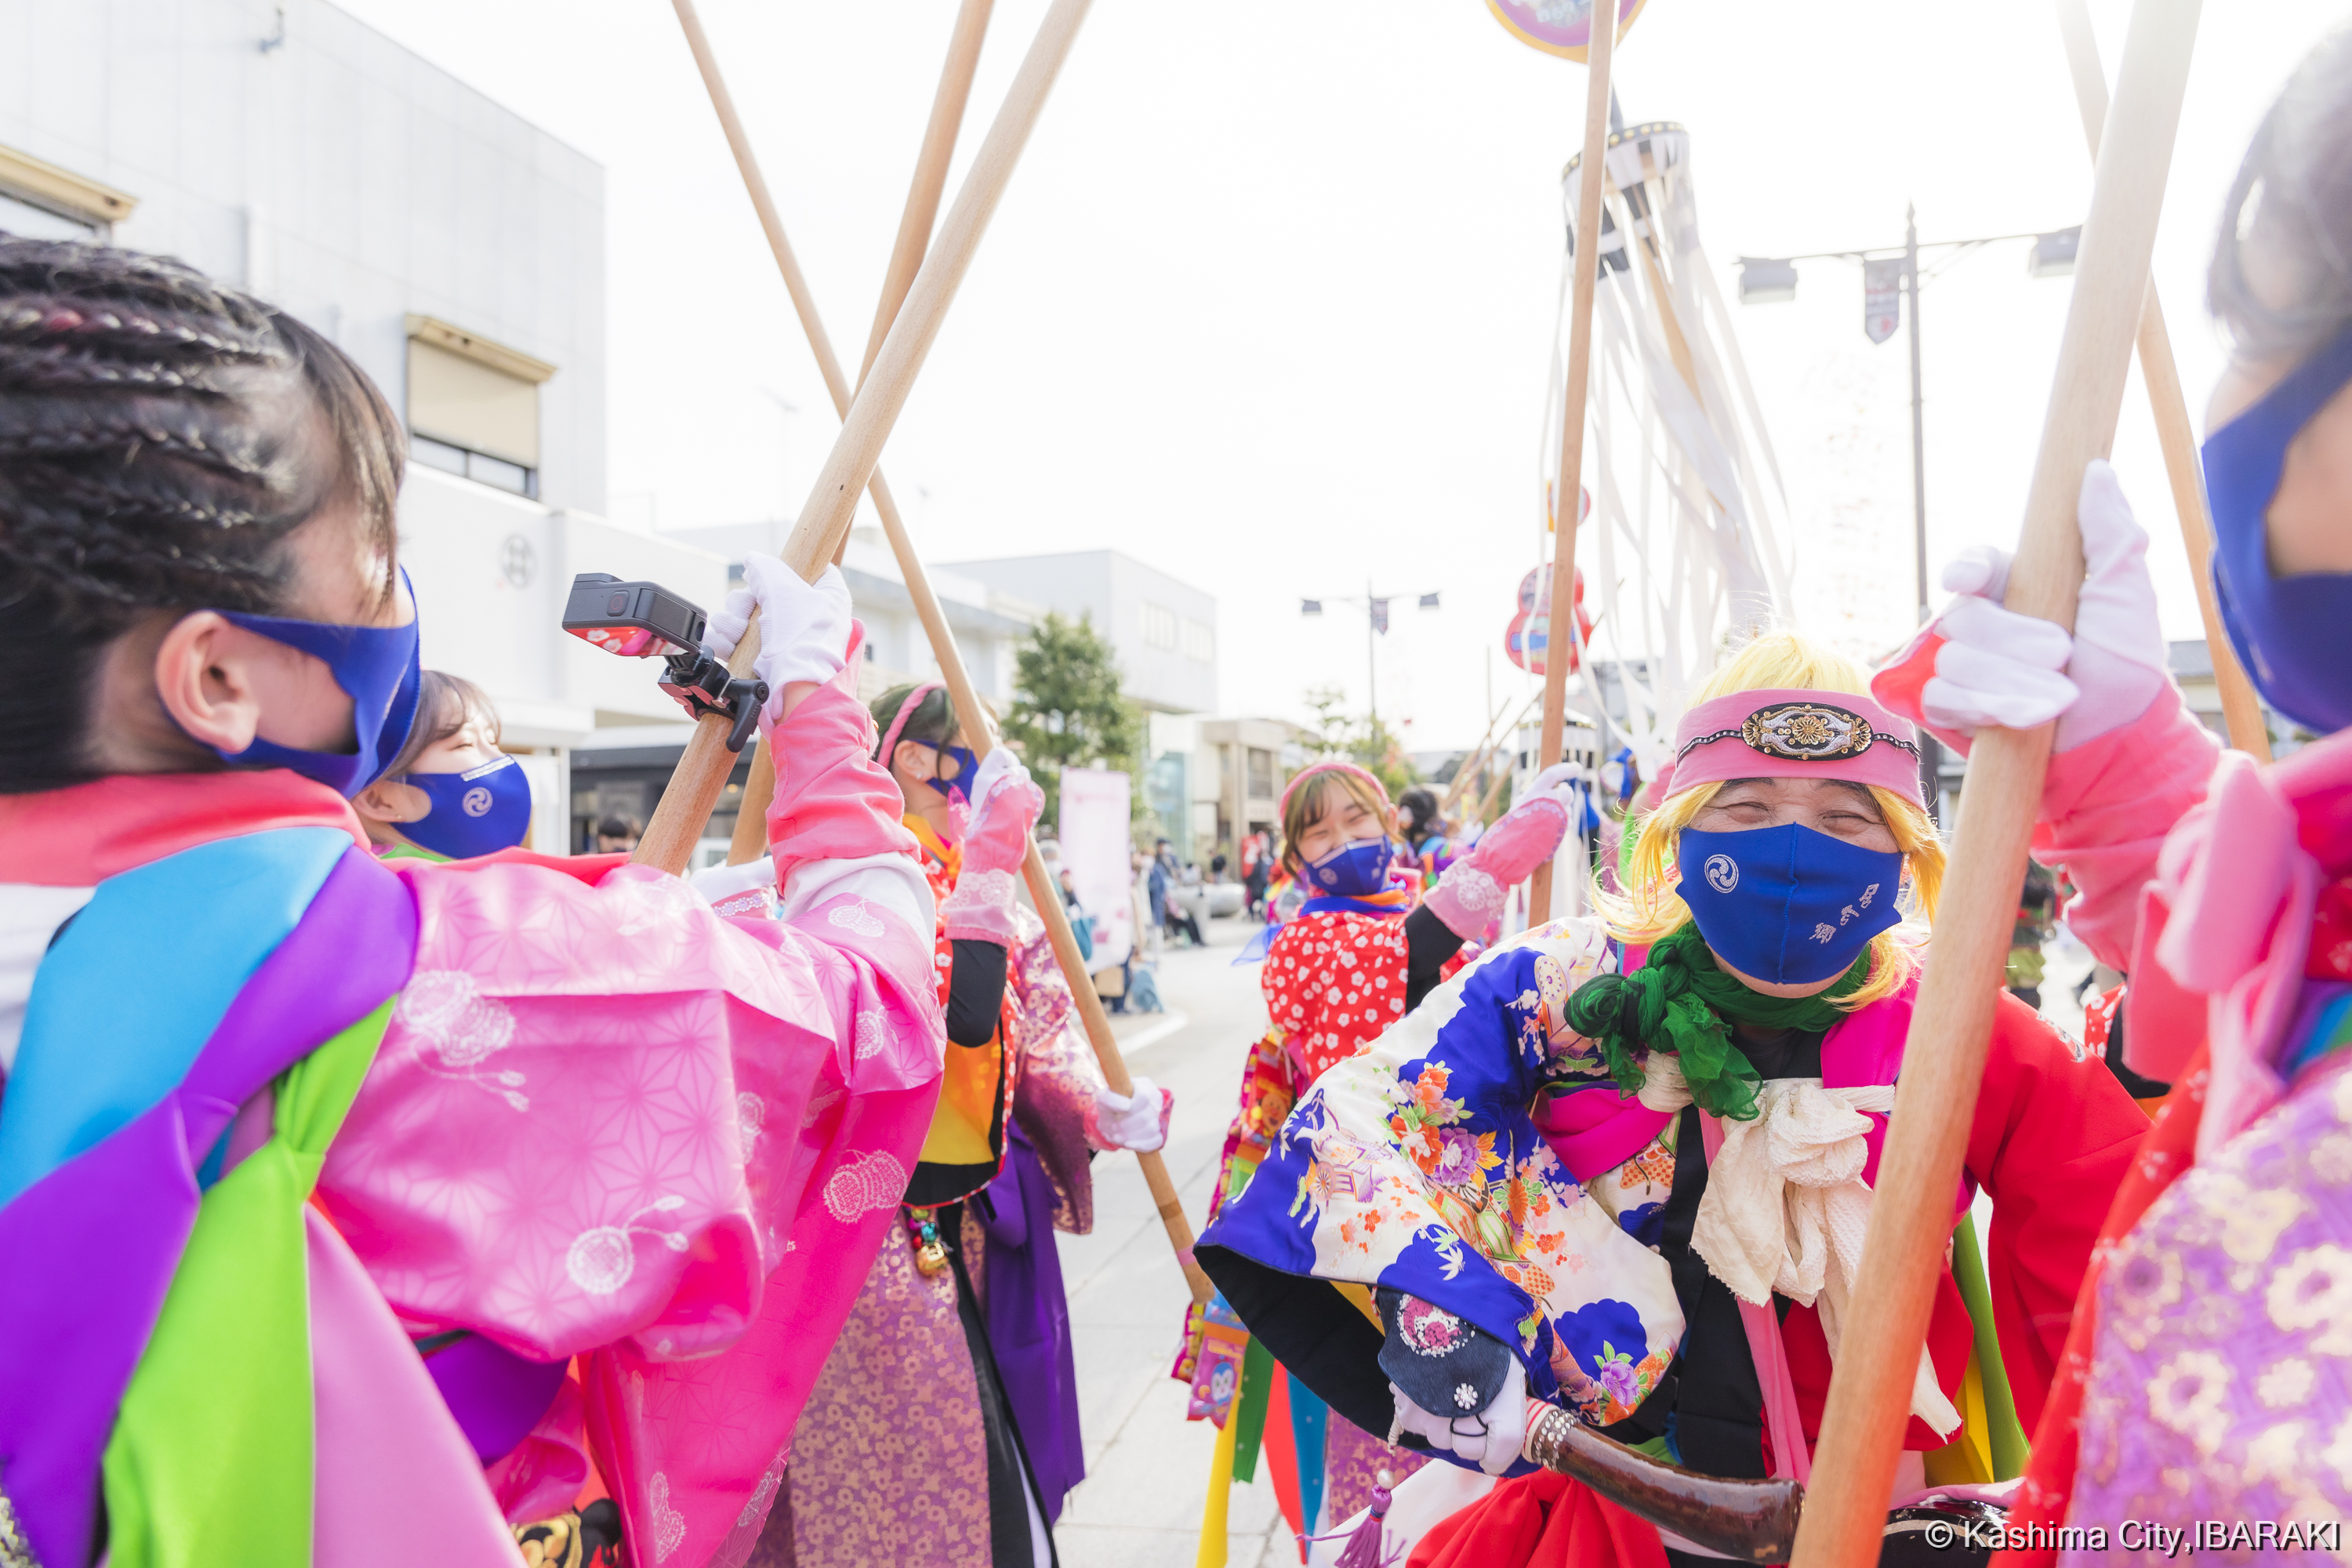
[1051,912,1296,1567]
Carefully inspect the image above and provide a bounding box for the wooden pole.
[1526,4,1616,926]
[666,0,1213,1307]
[1788,4,2201,1563]
[1440,691,1539,815]
[699,0,997,863]
[635,0,1094,877]
[2053,0,2272,760]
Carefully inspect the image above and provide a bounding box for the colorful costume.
[1176,767,1576,1541]
[1983,702,2352,1561]
[1194,688,2147,1566]
[0,670,942,1568]
[765,762,1123,1567]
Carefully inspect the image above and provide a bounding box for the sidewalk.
[1052,914,1295,1566]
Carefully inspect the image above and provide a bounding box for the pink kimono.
[0,663,945,1568]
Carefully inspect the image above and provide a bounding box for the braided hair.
[0,238,404,791]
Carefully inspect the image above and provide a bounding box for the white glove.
[1091,1077,1168,1153]
[703,558,854,720]
[1529,761,1581,801]
[1388,1373,1530,1477]
[1905,462,2169,756]
[689,855,775,906]
[965,745,1029,813]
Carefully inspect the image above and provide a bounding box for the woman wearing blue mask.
[1192,633,2150,1566]
[352,672,533,862]
[1869,27,2352,1551]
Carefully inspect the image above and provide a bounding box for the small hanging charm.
[908,1206,949,1276]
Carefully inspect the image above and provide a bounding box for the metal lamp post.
[1735,212,2082,816]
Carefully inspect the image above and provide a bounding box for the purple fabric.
[424,1331,571,1465]
[980,1122,1084,1522]
[0,849,416,1568]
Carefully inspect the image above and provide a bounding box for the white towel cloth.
[1642,1062,1963,1439]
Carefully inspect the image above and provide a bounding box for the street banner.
[1059,766,1134,971]
[1864,256,1903,344]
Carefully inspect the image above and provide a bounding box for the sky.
[334,0,2351,751]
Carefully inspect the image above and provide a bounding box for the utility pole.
[1366,576,1378,722]
[1904,204,1944,818]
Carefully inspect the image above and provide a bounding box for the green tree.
[1004,612,1145,831]
[1300,683,1417,801]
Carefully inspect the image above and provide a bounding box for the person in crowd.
[1396,784,1457,887]
[1172,754,1581,1541]
[1882,27,2352,1552]
[757,680,1167,1566]
[352,671,534,862]
[593,812,641,854]
[1196,635,2149,1566]
[0,238,943,1568]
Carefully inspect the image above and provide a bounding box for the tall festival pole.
[2053,0,2271,759]
[668,0,1214,1305]
[1525,1,1616,926]
[1789,3,2201,1561]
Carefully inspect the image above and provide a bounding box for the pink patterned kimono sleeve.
[2033,691,2221,972]
[319,670,946,1568]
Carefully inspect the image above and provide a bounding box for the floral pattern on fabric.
[1203,916,1682,1431]
[2067,1050,2352,1559]
[1262,909,1415,1081]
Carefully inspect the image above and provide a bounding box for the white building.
[943,550,1218,716]
[1,0,738,852]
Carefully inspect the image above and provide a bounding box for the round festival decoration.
[1544,481,1593,535]
[1483,0,1647,62]
[1504,563,1596,677]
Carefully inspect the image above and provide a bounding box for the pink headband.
[877,681,946,764]
[1669,687,1924,806]
[1277,760,1390,820]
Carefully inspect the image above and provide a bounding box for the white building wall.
[944,550,1218,714]
[0,0,606,514]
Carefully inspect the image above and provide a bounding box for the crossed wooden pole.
[654,0,1214,1308]
[1791,3,2202,1560]
[1526,2,1615,927]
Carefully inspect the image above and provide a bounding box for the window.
[0,143,133,242]
[405,315,554,499]
[1142,601,1178,651]
[1247,747,1273,800]
[1181,617,1214,663]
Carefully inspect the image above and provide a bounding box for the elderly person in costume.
[1869,28,2352,1559]
[1196,633,2151,1566]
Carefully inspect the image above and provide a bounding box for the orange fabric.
[1989,1043,2209,1568]
[1407,1471,1669,1568]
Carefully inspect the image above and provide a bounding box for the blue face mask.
[399,753,534,860]
[1305,835,1396,898]
[210,572,422,798]
[1676,824,1903,985]
[913,740,980,803]
[2203,320,2352,735]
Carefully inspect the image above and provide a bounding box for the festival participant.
[352,670,535,862]
[1396,785,1458,887]
[758,679,1169,1568]
[1192,634,2150,1567]
[0,240,942,1568]
[1171,756,1581,1540]
[1875,29,2352,1557]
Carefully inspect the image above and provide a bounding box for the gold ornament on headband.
[1741,702,1875,761]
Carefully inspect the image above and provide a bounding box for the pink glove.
[938,750,1044,946]
[1422,765,1575,939]
[1872,460,2172,757]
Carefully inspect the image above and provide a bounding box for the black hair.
[1399,786,1442,841]
[596,814,641,841]
[0,238,405,792]
[869,682,957,758]
[383,670,499,779]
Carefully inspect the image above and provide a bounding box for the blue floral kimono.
[1196,920,1683,1471]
